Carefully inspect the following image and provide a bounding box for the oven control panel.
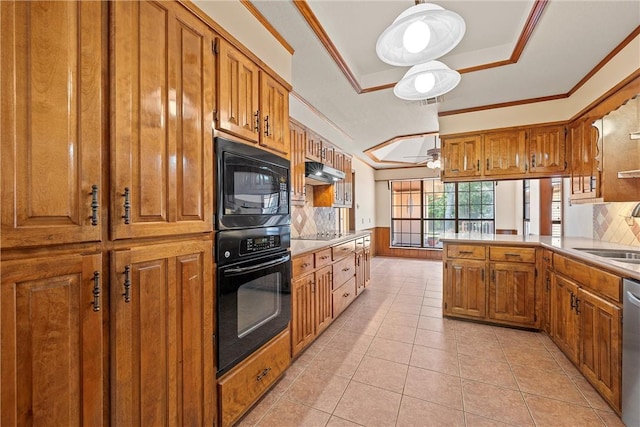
[241,235,281,255]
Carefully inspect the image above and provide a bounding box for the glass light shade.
[376,3,466,66]
[393,61,460,100]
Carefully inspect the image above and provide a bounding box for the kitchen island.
[440,232,639,414]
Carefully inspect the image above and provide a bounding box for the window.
[391,179,495,249]
[551,177,562,237]
[523,179,531,235]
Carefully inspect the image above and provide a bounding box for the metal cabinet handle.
[122,187,131,224]
[90,185,99,226]
[123,265,131,303]
[343,292,350,298]
[575,297,581,314]
[342,267,350,272]
[92,271,101,312]
[531,154,536,168]
[264,115,271,136]
[486,159,489,170]
[458,250,473,254]
[301,262,311,268]
[570,292,576,311]
[505,253,521,258]
[256,367,271,381]
[320,255,330,260]
[476,160,480,171]
[254,111,260,132]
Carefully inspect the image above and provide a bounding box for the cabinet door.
[363,248,371,287]
[569,119,598,199]
[1,0,103,248]
[343,156,353,207]
[484,130,527,176]
[488,262,536,326]
[1,253,103,426]
[529,125,566,174]
[305,131,322,161]
[551,274,580,364]
[578,288,621,411]
[217,39,260,142]
[291,273,315,357]
[355,250,365,294]
[111,1,214,240]
[289,121,306,206]
[542,267,553,334]
[322,144,335,167]
[111,240,215,426]
[444,259,486,318]
[441,135,482,179]
[260,72,289,156]
[333,151,345,205]
[315,265,333,336]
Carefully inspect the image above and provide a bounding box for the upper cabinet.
[289,120,306,206]
[529,125,567,174]
[217,39,290,158]
[569,118,598,201]
[441,124,567,182]
[441,135,482,179]
[217,40,260,142]
[110,0,214,240]
[305,130,323,161]
[484,130,527,176]
[1,0,104,248]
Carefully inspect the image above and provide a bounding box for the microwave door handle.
[224,254,290,276]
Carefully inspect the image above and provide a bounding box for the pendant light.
[376,3,466,66]
[394,61,460,100]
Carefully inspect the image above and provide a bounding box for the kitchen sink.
[573,248,640,264]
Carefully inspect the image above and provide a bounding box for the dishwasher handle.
[627,290,640,308]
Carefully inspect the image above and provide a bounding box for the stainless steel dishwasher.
[623,278,640,427]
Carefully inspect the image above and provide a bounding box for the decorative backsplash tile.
[291,185,339,237]
[593,202,640,246]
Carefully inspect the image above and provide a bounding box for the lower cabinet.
[1,253,104,427]
[551,274,580,363]
[218,329,290,427]
[444,258,486,319]
[355,248,365,294]
[291,265,332,356]
[488,262,536,326]
[111,240,215,426]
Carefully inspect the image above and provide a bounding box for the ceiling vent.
[419,96,443,106]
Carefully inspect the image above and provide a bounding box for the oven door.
[216,137,290,229]
[217,250,291,376]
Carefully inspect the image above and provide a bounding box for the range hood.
[305,161,345,185]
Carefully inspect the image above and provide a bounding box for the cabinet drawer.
[218,329,290,427]
[364,235,371,248]
[490,246,536,263]
[554,254,621,303]
[332,240,355,260]
[333,255,355,288]
[293,253,314,277]
[541,249,553,267]
[315,248,332,268]
[355,238,366,251]
[447,244,486,260]
[333,277,356,318]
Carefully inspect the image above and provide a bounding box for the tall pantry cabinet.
[1,1,216,426]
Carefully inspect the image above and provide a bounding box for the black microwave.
[215,137,290,230]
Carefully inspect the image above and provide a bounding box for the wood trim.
[179,0,292,91]
[374,227,443,260]
[511,0,549,63]
[241,1,294,54]
[569,70,640,122]
[438,94,568,117]
[292,1,362,93]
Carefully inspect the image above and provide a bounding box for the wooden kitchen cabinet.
[110,0,214,240]
[541,249,554,334]
[217,38,260,143]
[1,0,103,248]
[551,274,580,364]
[291,257,333,357]
[1,253,103,427]
[441,135,482,179]
[528,124,567,174]
[444,258,486,319]
[363,241,372,287]
[355,247,365,294]
[290,120,306,206]
[322,142,335,167]
[569,118,598,200]
[305,130,323,161]
[484,130,528,176]
[260,72,289,156]
[488,262,536,326]
[343,155,354,207]
[578,288,621,409]
[111,240,215,426]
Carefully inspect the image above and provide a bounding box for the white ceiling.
[251,0,640,169]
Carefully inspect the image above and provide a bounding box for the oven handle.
[224,254,290,276]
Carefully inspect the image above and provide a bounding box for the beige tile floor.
[238,257,626,427]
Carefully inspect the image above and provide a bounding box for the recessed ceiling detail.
[365,133,440,166]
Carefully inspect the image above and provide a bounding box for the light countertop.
[440,233,640,280]
[290,230,371,257]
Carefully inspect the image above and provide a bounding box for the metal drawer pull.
[92,271,101,312]
[319,256,330,260]
[301,262,311,268]
[342,267,350,272]
[458,250,474,254]
[256,367,271,381]
[90,185,99,226]
[505,253,521,257]
[343,292,350,298]
[570,292,576,311]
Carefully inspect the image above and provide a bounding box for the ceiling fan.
[403,136,441,168]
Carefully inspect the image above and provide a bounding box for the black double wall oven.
[214,137,291,377]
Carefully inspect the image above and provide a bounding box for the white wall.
[352,157,376,230]
[529,180,541,235]
[562,179,594,238]
[495,180,524,234]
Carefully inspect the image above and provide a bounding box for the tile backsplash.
[291,185,339,238]
[593,202,640,246]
